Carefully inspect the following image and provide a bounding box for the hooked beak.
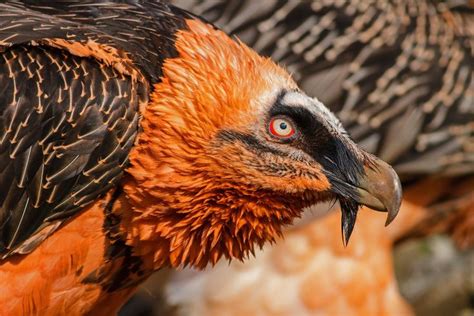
[356,158,402,225]
[340,156,402,245]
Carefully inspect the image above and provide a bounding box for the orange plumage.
[0,194,136,315]
[119,19,331,270]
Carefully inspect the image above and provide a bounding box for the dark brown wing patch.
[0,44,142,258]
[0,0,196,259]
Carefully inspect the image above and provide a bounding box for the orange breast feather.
[0,192,136,316]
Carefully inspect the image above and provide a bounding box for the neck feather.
[116,175,301,270]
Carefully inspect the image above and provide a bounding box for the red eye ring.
[269,117,296,139]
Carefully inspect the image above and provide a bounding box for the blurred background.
[120,1,474,315]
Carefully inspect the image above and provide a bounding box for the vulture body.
[0,0,402,314]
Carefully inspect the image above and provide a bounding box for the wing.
[0,0,194,259]
[0,44,141,258]
[177,0,474,179]
[0,2,150,258]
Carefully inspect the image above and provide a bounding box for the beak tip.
[384,169,402,226]
[384,207,398,226]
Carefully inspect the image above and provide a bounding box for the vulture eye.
[269,117,296,139]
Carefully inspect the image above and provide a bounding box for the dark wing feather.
[0,0,194,258]
[0,44,140,258]
[177,0,474,179]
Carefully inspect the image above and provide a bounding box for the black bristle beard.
[339,198,360,246]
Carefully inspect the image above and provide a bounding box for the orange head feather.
[119,19,401,270]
